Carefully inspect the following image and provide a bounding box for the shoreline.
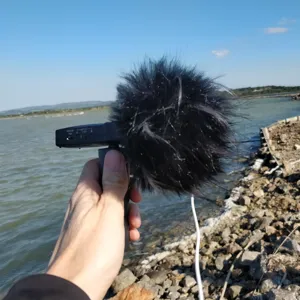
[0,106,110,120]
[1,93,298,120]
[107,120,300,299]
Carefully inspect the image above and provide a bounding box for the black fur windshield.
[110,57,233,195]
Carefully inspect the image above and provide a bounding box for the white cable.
[191,194,205,300]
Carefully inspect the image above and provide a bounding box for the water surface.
[1,97,299,292]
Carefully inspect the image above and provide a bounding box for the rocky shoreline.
[107,142,300,299]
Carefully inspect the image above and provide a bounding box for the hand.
[47,150,142,300]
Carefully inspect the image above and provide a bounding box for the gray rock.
[169,286,180,293]
[139,274,151,283]
[266,226,277,235]
[165,255,182,267]
[112,268,137,293]
[181,286,190,293]
[267,288,299,300]
[222,227,231,240]
[215,255,226,271]
[253,189,264,198]
[228,285,243,299]
[182,255,193,266]
[191,284,199,294]
[183,275,196,289]
[260,279,277,293]
[227,242,242,254]
[203,241,219,256]
[259,217,274,230]
[169,291,180,300]
[147,270,168,284]
[240,251,260,266]
[240,195,251,206]
[163,279,172,289]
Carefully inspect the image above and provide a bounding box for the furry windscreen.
[110,57,233,194]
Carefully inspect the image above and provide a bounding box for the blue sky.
[0,0,299,111]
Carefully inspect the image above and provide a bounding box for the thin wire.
[191,194,205,300]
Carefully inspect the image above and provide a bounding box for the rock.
[240,251,260,266]
[203,241,220,256]
[280,134,288,143]
[266,288,299,300]
[183,275,196,289]
[266,226,277,235]
[168,286,180,300]
[163,279,172,289]
[260,279,277,293]
[165,255,182,267]
[294,144,300,150]
[215,255,226,271]
[239,195,251,206]
[227,285,243,299]
[191,285,199,294]
[112,268,137,293]
[258,217,274,230]
[251,209,265,218]
[182,255,193,266]
[227,242,242,255]
[261,166,270,173]
[222,227,231,240]
[169,291,180,300]
[110,283,155,300]
[253,189,264,198]
[180,286,189,293]
[146,270,168,284]
[139,275,151,283]
[252,159,264,171]
[122,258,131,266]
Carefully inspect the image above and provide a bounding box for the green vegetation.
[233,85,300,97]
[0,105,110,119]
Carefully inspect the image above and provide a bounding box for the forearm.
[3,274,91,300]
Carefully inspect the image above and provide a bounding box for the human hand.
[47,150,142,300]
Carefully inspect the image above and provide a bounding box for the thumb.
[102,150,129,203]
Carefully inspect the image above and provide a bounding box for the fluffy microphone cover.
[110,57,233,194]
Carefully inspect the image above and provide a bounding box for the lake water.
[1,97,300,293]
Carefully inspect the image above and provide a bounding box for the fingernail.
[105,150,126,172]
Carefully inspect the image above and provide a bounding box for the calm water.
[1,98,300,292]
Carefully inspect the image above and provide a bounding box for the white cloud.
[212,49,230,58]
[264,27,288,34]
[278,17,296,25]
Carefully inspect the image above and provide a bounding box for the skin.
[47,150,142,300]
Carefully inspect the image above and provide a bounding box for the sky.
[0,0,299,111]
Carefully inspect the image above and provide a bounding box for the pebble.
[228,285,243,299]
[222,227,231,240]
[183,275,196,289]
[239,251,261,266]
[260,279,277,294]
[267,288,299,300]
[253,188,265,198]
[112,268,137,293]
[147,270,168,285]
[239,195,251,206]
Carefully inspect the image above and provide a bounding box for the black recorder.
[56,122,120,148]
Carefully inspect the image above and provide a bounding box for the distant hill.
[0,101,113,116]
[232,85,300,97]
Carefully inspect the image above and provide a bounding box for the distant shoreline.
[238,92,299,100]
[0,106,110,120]
[1,91,299,120]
